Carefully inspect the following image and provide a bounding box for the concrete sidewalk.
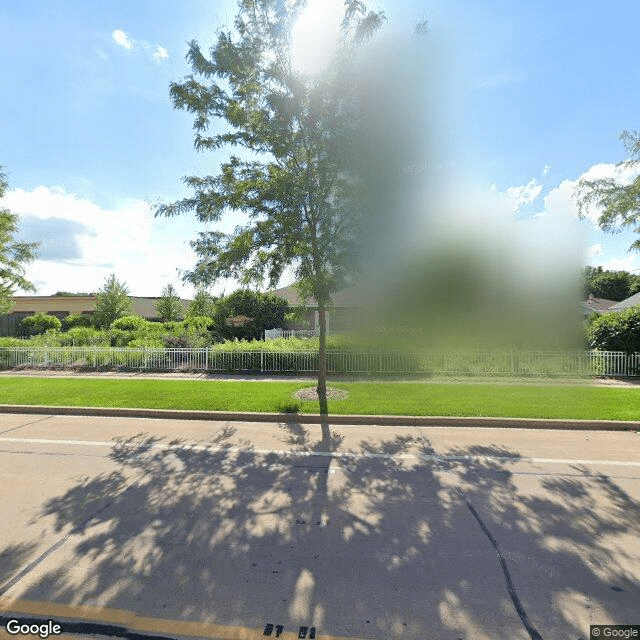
[0,403,638,430]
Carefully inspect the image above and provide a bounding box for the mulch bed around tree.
[294,387,349,401]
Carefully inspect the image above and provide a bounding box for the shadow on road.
[1,422,639,639]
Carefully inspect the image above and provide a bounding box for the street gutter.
[0,404,638,430]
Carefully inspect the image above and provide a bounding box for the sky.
[1,0,639,299]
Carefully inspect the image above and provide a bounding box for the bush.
[21,313,62,336]
[587,307,640,354]
[58,327,109,347]
[107,329,130,347]
[62,314,94,330]
[182,316,214,332]
[113,315,147,331]
[0,337,27,347]
[164,335,192,349]
[127,337,165,348]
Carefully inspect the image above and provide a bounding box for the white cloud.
[505,178,542,213]
[153,46,169,62]
[587,243,603,258]
[600,255,640,272]
[111,29,169,64]
[542,164,551,176]
[1,186,197,297]
[112,29,135,50]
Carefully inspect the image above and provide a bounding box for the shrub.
[182,315,214,332]
[107,329,130,347]
[113,315,147,331]
[62,314,94,330]
[164,335,192,349]
[127,337,165,348]
[21,313,62,336]
[58,327,109,347]
[0,337,27,347]
[587,307,640,354]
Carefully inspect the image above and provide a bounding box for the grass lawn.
[1,376,640,421]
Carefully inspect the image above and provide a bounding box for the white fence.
[264,328,319,340]
[1,347,640,376]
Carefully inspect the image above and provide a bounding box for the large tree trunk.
[317,304,328,416]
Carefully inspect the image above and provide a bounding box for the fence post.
[261,349,264,373]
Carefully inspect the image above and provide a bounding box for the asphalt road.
[0,413,639,640]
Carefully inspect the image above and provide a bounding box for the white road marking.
[0,436,639,467]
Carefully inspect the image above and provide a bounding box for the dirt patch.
[294,387,349,401]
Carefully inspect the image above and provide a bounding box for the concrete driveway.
[1,413,639,640]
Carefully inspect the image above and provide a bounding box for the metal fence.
[1,347,640,376]
[264,329,319,340]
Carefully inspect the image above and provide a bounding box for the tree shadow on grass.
[0,423,638,639]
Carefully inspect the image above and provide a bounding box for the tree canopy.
[186,288,218,319]
[92,274,134,328]
[0,167,39,313]
[156,0,386,412]
[212,288,287,341]
[576,130,640,250]
[583,266,640,302]
[155,284,184,322]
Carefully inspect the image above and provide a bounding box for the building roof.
[583,294,618,313]
[8,295,191,319]
[225,315,253,327]
[270,284,364,308]
[608,291,640,311]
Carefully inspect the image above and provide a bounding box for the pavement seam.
[455,485,544,640]
[0,415,53,436]
[0,479,140,600]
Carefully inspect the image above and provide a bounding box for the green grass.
[1,376,640,421]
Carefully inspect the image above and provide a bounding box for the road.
[0,413,639,640]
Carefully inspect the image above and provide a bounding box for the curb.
[0,404,638,431]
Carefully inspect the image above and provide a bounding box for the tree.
[186,288,218,318]
[155,284,184,322]
[583,266,640,301]
[0,167,39,313]
[213,289,287,340]
[576,130,640,251]
[92,274,133,328]
[155,0,385,413]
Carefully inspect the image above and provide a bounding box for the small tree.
[1,167,39,313]
[92,274,133,328]
[155,0,386,413]
[155,284,184,322]
[186,288,218,318]
[21,312,61,336]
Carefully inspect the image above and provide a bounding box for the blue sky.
[1,0,639,298]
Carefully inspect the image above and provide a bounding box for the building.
[270,284,365,334]
[0,295,191,336]
[606,291,640,313]
[583,294,617,317]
